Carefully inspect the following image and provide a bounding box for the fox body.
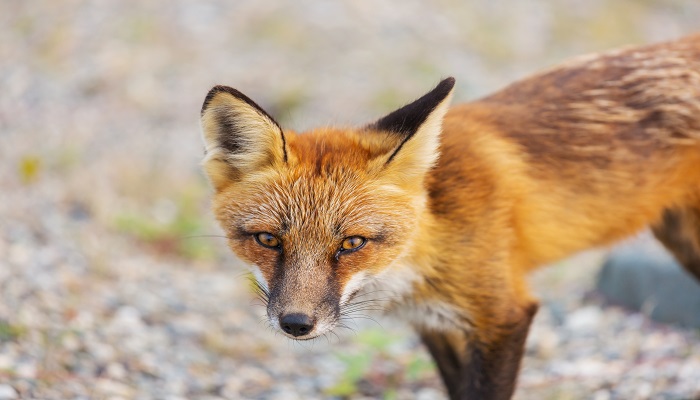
[200,34,700,399]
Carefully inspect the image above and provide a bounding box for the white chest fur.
[350,263,471,332]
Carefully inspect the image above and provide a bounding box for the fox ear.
[368,77,455,185]
[200,86,287,190]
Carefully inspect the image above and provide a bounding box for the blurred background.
[1,1,700,399]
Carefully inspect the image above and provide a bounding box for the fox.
[199,34,700,400]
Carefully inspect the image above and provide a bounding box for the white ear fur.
[382,89,453,184]
[369,78,455,186]
[200,86,286,190]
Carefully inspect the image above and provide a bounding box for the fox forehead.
[213,126,412,233]
[228,173,385,236]
[286,127,399,166]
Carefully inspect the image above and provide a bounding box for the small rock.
[0,385,18,399]
[0,354,14,370]
[635,381,654,398]
[8,244,31,266]
[565,306,602,332]
[169,313,208,338]
[62,332,81,351]
[16,362,36,379]
[136,353,160,377]
[592,389,610,400]
[72,311,95,330]
[238,365,273,387]
[597,233,700,328]
[416,387,445,400]
[109,306,144,332]
[574,358,608,378]
[94,379,134,397]
[527,325,560,358]
[88,342,116,363]
[106,362,127,380]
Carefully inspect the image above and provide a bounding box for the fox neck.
[365,189,481,332]
[361,196,441,307]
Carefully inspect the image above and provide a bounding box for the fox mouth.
[274,296,386,341]
[249,279,338,340]
[249,273,385,341]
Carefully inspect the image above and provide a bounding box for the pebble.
[0,355,14,370]
[591,390,610,400]
[15,362,36,379]
[416,387,446,400]
[0,385,17,400]
[109,306,145,332]
[94,379,134,398]
[565,306,603,332]
[106,362,127,380]
[527,325,560,358]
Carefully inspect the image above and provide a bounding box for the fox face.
[200,79,454,339]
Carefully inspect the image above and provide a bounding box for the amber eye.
[255,232,281,249]
[340,236,366,252]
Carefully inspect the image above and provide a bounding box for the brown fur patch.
[652,207,700,282]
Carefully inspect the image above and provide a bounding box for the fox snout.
[263,262,342,340]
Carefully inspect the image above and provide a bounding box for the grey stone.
[0,385,17,400]
[596,233,700,328]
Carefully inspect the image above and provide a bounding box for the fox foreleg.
[420,302,538,400]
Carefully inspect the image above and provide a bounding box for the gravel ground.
[2,1,700,399]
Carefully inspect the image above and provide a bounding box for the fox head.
[200,78,455,339]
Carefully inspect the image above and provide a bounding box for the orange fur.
[200,34,700,399]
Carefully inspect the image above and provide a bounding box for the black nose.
[279,313,314,337]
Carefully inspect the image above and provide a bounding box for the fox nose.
[279,313,314,337]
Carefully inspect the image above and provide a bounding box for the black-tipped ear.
[366,78,456,185]
[200,86,288,190]
[201,86,275,118]
[369,77,455,137]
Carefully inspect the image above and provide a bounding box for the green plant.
[325,328,435,398]
[0,320,26,342]
[113,190,218,260]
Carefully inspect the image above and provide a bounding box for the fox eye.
[340,236,366,253]
[255,232,281,249]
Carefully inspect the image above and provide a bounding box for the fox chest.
[360,264,471,332]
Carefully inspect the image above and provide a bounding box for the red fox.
[199,34,700,399]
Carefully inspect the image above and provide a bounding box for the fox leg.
[420,330,467,398]
[651,206,700,283]
[420,302,538,400]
